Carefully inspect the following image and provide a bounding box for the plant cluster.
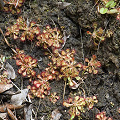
[96,111,113,120]
[87,23,113,46]
[83,55,101,74]
[13,47,101,98]
[0,71,11,84]
[5,17,101,98]
[3,11,103,119]
[98,0,120,21]
[45,49,83,88]
[36,25,64,49]
[14,48,37,77]
[5,16,40,41]
[63,95,98,120]
[5,18,101,105]
[4,0,24,14]
[14,48,54,98]
[1,0,119,119]
[27,72,52,98]
[5,16,64,49]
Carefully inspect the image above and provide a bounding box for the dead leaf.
[56,2,71,9]
[0,84,13,93]
[0,113,7,120]
[51,109,62,120]
[0,103,24,112]
[7,108,18,120]
[24,103,32,120]
[11,89,28,105]
[3,91,16,95]
[5,62,16,79]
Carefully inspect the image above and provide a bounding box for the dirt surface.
[0,0,120,120]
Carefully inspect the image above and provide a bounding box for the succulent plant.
[83,55,101,74]
[49,92,60,104]
[46,49,83,87]
[63,96,98,120]
[28,72,53,98]
[14,48,37,77]
[96,111,113,120]
[0,71,11,84]
[5,16,40,41]
[4,0,24,14]
[36,25,64,49]
[87,23,106,46]
[5,24,20,39]
[87,22,113,46]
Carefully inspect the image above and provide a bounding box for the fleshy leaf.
[105,0,116,8]
[100,8,108,14]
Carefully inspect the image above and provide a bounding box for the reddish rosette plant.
[63,95,98,120]
[85,96,98,109]
[63,96,86,119]
[20,21,40,42]
[14,48,37,77]
[49,92,60,104]
[5,24,20,39]
[36,25,64,49]
[27,72,52,98]
[0,71,11,84]
[5,16,40,41]
[16,56,37,77]
[13,48,25,61]
[87,23,113,46]
[83,55,101,74]
[96,111,113,120]
[46,49,83,87]
[4,0,24,14]
[87,23,105,46]
[40,71,53,81]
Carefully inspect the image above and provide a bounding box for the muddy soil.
[0,0,120,120]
